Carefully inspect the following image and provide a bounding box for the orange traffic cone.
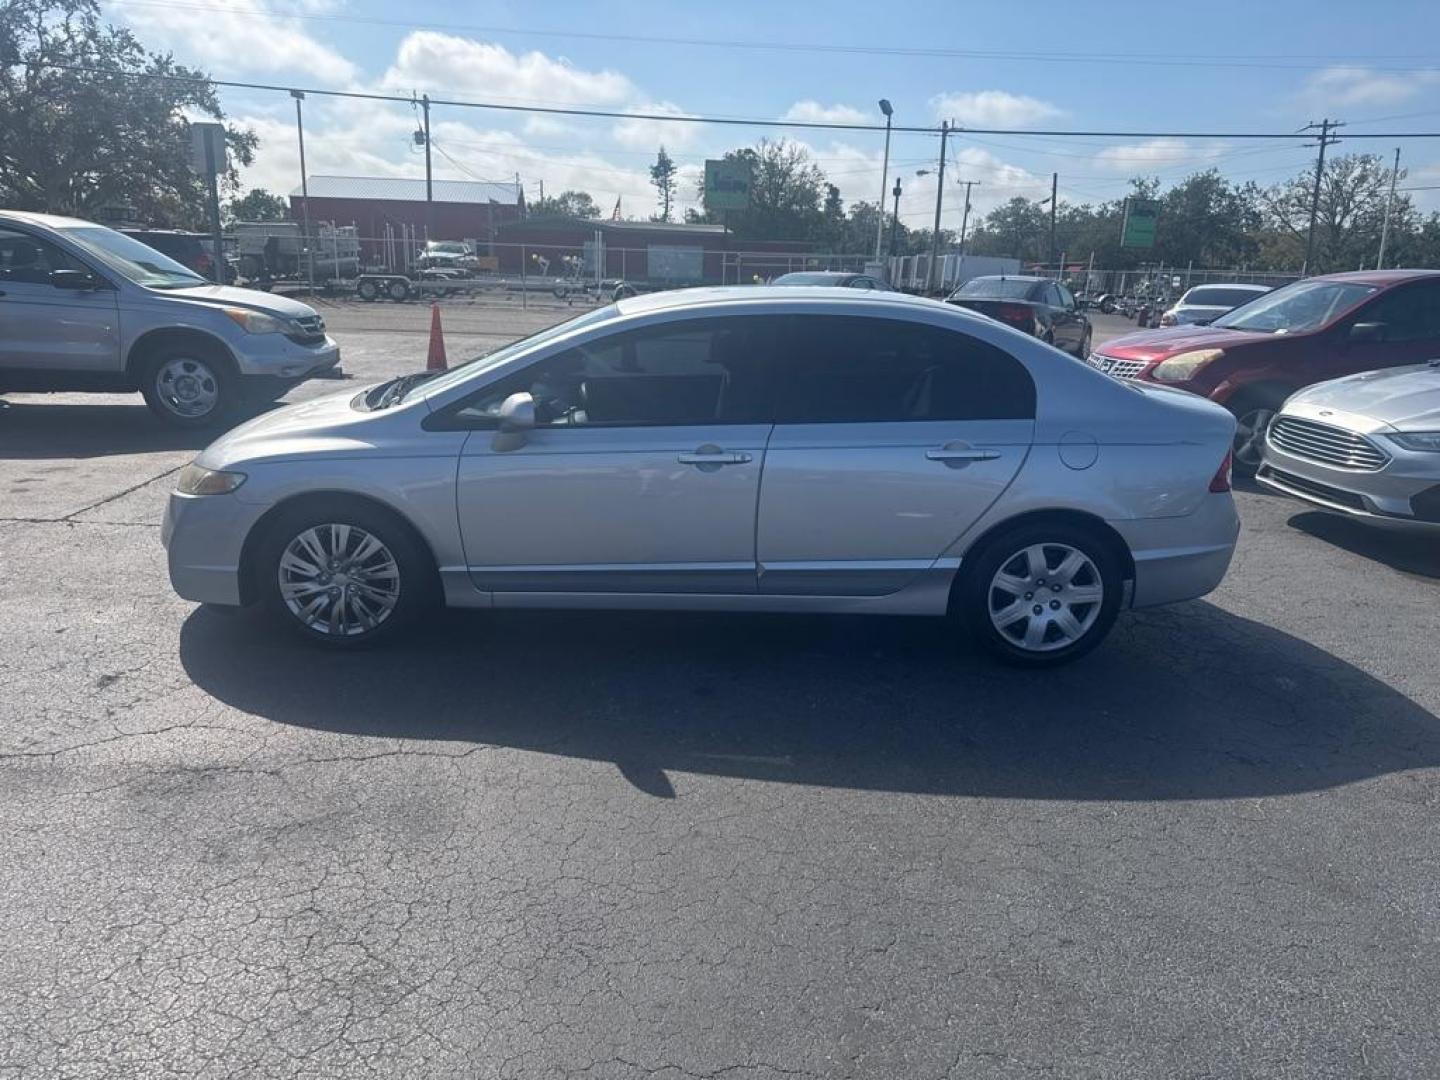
[426,302,448,372]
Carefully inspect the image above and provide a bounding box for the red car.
[1087,270,1440,471]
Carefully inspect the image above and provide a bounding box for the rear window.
[773,272,842,285]
[952,278,1038,301]
[1184,286,1267,308]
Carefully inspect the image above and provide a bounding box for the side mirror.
[1349,321,1386,344]
[491,391,535,452]
[50,269,103,290]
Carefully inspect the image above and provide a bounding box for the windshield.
[60,225,206,288]
[416,304,623,397]
[429,242,468,254]
[952,278,1037,301]
[1184,286,1269,308]
[1212,280,1376,334]
[773,272,842,285]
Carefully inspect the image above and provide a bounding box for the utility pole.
[874,99,894,259]
[1047,172,1058,275]
[1377,146,1401,269]
[420,94,434,240]
[291,90,315,290]
[957,180,979,258]
[926,120,949,295]
[1301,118,1343,274]
[888,177,902,262]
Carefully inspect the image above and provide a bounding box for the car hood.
[1284,363,1440,431]
[150,283,319,320]
[1097,324,1274,361]
[196,386,389,470]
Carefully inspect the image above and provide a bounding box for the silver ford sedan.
[163,287,1240,665]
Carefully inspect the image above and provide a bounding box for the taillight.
[1209,450,1233,493]
[995,303,1035,331]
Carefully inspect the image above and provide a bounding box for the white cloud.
[1303,66,1440,109]
[381,32,635,107]
[523,115,578,138]
[612,102,699,151]
[1093,139,1226,172]
[106,0,356,83]
[781,101,870,126]
[930,90,1062,128]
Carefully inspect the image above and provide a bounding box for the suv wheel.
[1229,391,1286,475]
[1076,326,1093,358]
[140,346,235,427]
[957,522,1123,667]
[255,501,435,647]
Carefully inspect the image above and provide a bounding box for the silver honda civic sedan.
[163,287,1240,665]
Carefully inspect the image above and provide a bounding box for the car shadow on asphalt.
[1287,511,1440,580]
[0,402,215,458]
[178,599,1440,800]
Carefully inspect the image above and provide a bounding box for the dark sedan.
[946,275,1092,357]
[772,271,889,290]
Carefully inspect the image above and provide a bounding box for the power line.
[103,0,1440,72]
[33,64,1440,139]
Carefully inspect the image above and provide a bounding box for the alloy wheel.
[987,542,1104,653]
[277,523,401,637]
[1234,407,1276,468]
[154,357,219,419]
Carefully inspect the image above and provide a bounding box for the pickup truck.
[0,211,340,426]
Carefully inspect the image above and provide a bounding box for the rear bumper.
[1110,494,1241,608]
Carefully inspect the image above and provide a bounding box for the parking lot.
[3,301,1439,1078]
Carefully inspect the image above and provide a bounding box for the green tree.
[1261,153,1404,272]
[530,190,601,218]
[0,0,256,226]
[648,145,677,222]
[694,139,826,241]
[225,187,288,225]
[967,197,1051,262]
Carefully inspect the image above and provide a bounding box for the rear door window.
[1358,281,1440,342]
[774,315,1036,423]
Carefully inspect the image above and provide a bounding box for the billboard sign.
[704,158,752,211]
[1120,198,1159,248]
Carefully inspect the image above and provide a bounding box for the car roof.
[775,271,853,279]
[614,285,975,319]
[0,210,97,229]
[1184,282,1271,292]
[968,274,1046,283]
[1310,269,1440,286]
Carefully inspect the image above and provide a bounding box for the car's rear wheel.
[140,345,236,428]
[255,500,435,647]
[957,522,1124,667]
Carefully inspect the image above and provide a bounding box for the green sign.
[1121,198,1159,248]
[704,159,752,211]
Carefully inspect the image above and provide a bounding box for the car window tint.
[776,316,1036,423]
[0,227,87,285]
[1360,281,1440,342]
[1056,284,1076,309]
[454,316,777,427]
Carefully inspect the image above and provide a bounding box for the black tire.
[1100,297,1116,314]
[1075,326,1093,358]
[956,521,1125,667]
[1228,389,1287,476]
[387,279,409,302]
[253,498,437,648]
[356,279,379,301]
[138,342,238,428]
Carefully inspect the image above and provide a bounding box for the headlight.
[223,308,291,335]
[1387,431,1440,453]
[1151,348,1224,383]
[176,463,246,495]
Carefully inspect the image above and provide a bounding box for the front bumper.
[232,333,341,380]
[1258,439,1440,532]
[163,489,270,606]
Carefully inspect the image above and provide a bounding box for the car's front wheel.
[1228,390,1286,475]
[140,345,236,428]
[255,500,436,646]
[957,522,1124,666]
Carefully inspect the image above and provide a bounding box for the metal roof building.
[288,175,526,253]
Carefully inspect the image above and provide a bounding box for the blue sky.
[104,0,1440,230]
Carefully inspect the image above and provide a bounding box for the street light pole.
[873,99,893,260]
[957,179,979,258]
[926,120,949,295]
[888,177,902,261]
[291,89,315,291]
[1377,146,1401,269]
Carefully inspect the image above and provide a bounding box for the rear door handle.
[926,447,1001,463]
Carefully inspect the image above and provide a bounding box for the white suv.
[0,211,340,426]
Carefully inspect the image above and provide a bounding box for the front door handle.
[678,450,752,466]
[926,446,1001,463]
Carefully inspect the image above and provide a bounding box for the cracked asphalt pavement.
[2,305,1439,1078]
